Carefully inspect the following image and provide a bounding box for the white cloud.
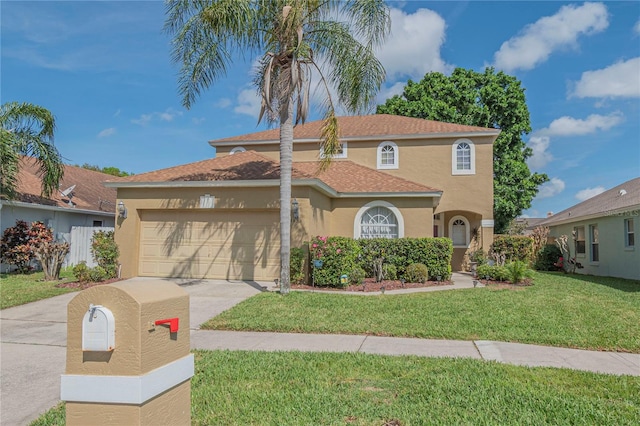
[234,88,262,118]
[131,108,183,125]
[97,127,116,138]
[113,109,121,118]
[493,2,608,72]
[192,117,206,125]
[214,98,232,109]
[527,136,553,169]
[575,186,605,201]
[635,19,640,35]
[571,57,640,98]
[537,111,624,136]
[376,8,452,80]
[537,178,566,199]
[377,81,406,104]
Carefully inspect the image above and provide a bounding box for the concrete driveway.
[0,277,265,426]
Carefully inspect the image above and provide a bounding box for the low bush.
[310,236,361,287]
[89,266,108,282]
[382,263,397,280]
[72,261,91,283]
[290,247,306,284]
[476,264,510,282]
[534,244,563,271]
[349,266,366,285]
[0,220,53,273]
[91,230,119,279]
[506,260,533,284]
[491,235,534,263]
[405,263,428,283]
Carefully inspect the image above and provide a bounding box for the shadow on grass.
[537,271,640,293]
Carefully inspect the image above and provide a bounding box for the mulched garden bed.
[292,277,453,292]
[55,278,123,289]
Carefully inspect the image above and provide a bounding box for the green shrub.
[91,231,119,278]
[0,220,53,273]
[382,263,397,280]
[349,266,366,285]
[290,247,306,284]
[476,264,510,282]
[534,244,563,271]
[468,249,487,265]
[357,237,452,281]
[491,235,534,263]
[89,265,108,282]
[405,263,428,283]
[506,261,533,284]
[72,261,91,283]
[310,236,361,287]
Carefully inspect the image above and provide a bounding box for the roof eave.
[542,203,640,227]
[209,130,500,147]
[0,199,115,217]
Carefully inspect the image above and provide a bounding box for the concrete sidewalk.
[191,330,640,377]
[1,274,638,426]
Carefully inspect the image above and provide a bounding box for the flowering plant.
[310,236,360,287]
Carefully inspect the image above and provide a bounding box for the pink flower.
[312,243,318,248]
[336,249,341,254]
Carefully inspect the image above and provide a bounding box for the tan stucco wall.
[549,213,640,280]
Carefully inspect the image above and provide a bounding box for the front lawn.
[0,270,77,310]
[203,272,640,353]
[31,350,640,425]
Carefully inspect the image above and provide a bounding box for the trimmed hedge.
[310,237,453,286]
[491,235,534,263]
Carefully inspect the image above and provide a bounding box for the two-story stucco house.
[106,114,499,281]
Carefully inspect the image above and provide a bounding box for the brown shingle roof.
[13,157,120,212]
[115,151,441,195]
[540,177,640,226]
[210,114,499,144]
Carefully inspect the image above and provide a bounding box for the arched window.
[377,141,398,169]
[230,146,246,155]
[451,139,475,175]
[448,215,470,247]
[354,201,404,239]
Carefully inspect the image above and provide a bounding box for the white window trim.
[377,141,399,170]
[624,218,635,248]
[451,138,475,175]
[589,224,599,263]
[354,201,404,239]
[230,146,246,154]
[448,215,470,248]
[319,142,347,159]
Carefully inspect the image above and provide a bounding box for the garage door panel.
[139,211,280,281]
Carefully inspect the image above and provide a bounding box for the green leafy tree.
[0,102,64,199]
[377,67,548,233]
[165,0,390,294]
[76,163,132,177]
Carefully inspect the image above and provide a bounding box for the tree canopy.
[377,67,548,233]
[165,0,390,293]
[76,163,132,177]
[0,101,64,200]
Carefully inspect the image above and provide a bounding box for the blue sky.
[2,1,639,218]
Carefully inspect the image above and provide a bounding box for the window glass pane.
[574,226,585,254]
[381,145,395,165]
[456,143,470,170]
[452,219,466,246]
[625,219,635,247]
[361,206,398,239]
[590,225,599,261]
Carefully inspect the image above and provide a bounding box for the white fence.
[67,226,115,267]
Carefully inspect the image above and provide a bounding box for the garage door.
[139,210,280,281]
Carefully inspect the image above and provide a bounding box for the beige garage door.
[139,210,280,281]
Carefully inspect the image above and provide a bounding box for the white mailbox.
[82,304,115,351]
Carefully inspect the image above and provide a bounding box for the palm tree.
[0,102,64,200]
[165,0,390,294]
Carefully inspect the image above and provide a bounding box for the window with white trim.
[624,218,635,247]
[589,224,599,262]
[448,215,470,247]
[319,142,347,159]
[574,226,586,255]
[360,206,398,239]
[377,141,398,169]
[230,146,246,154]
[451,139,475,175]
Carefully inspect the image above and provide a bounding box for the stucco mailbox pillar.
[61,281,193,425]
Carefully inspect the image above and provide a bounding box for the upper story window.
[377,141,398,169]
[230,146,246,155]
[354,201,404,239]
[451,139,475,175]
[319,142,347,159]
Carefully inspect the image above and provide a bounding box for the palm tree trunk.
[279,99,294,295]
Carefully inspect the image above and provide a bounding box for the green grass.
[203,272,640,353]
[0,269,77,310]
[31,350,640,425]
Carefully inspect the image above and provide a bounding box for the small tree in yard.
[91,230,119,279]
[0,220,52,273]
[33,241,70,281]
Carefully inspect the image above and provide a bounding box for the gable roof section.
[210,114,500,146]
[540,177,640,226]
[8,157,120,213]
[108,150,441,197]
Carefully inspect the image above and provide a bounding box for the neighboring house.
[107,114,499,281]
[0,158,119,271]
[538,177,640,280]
